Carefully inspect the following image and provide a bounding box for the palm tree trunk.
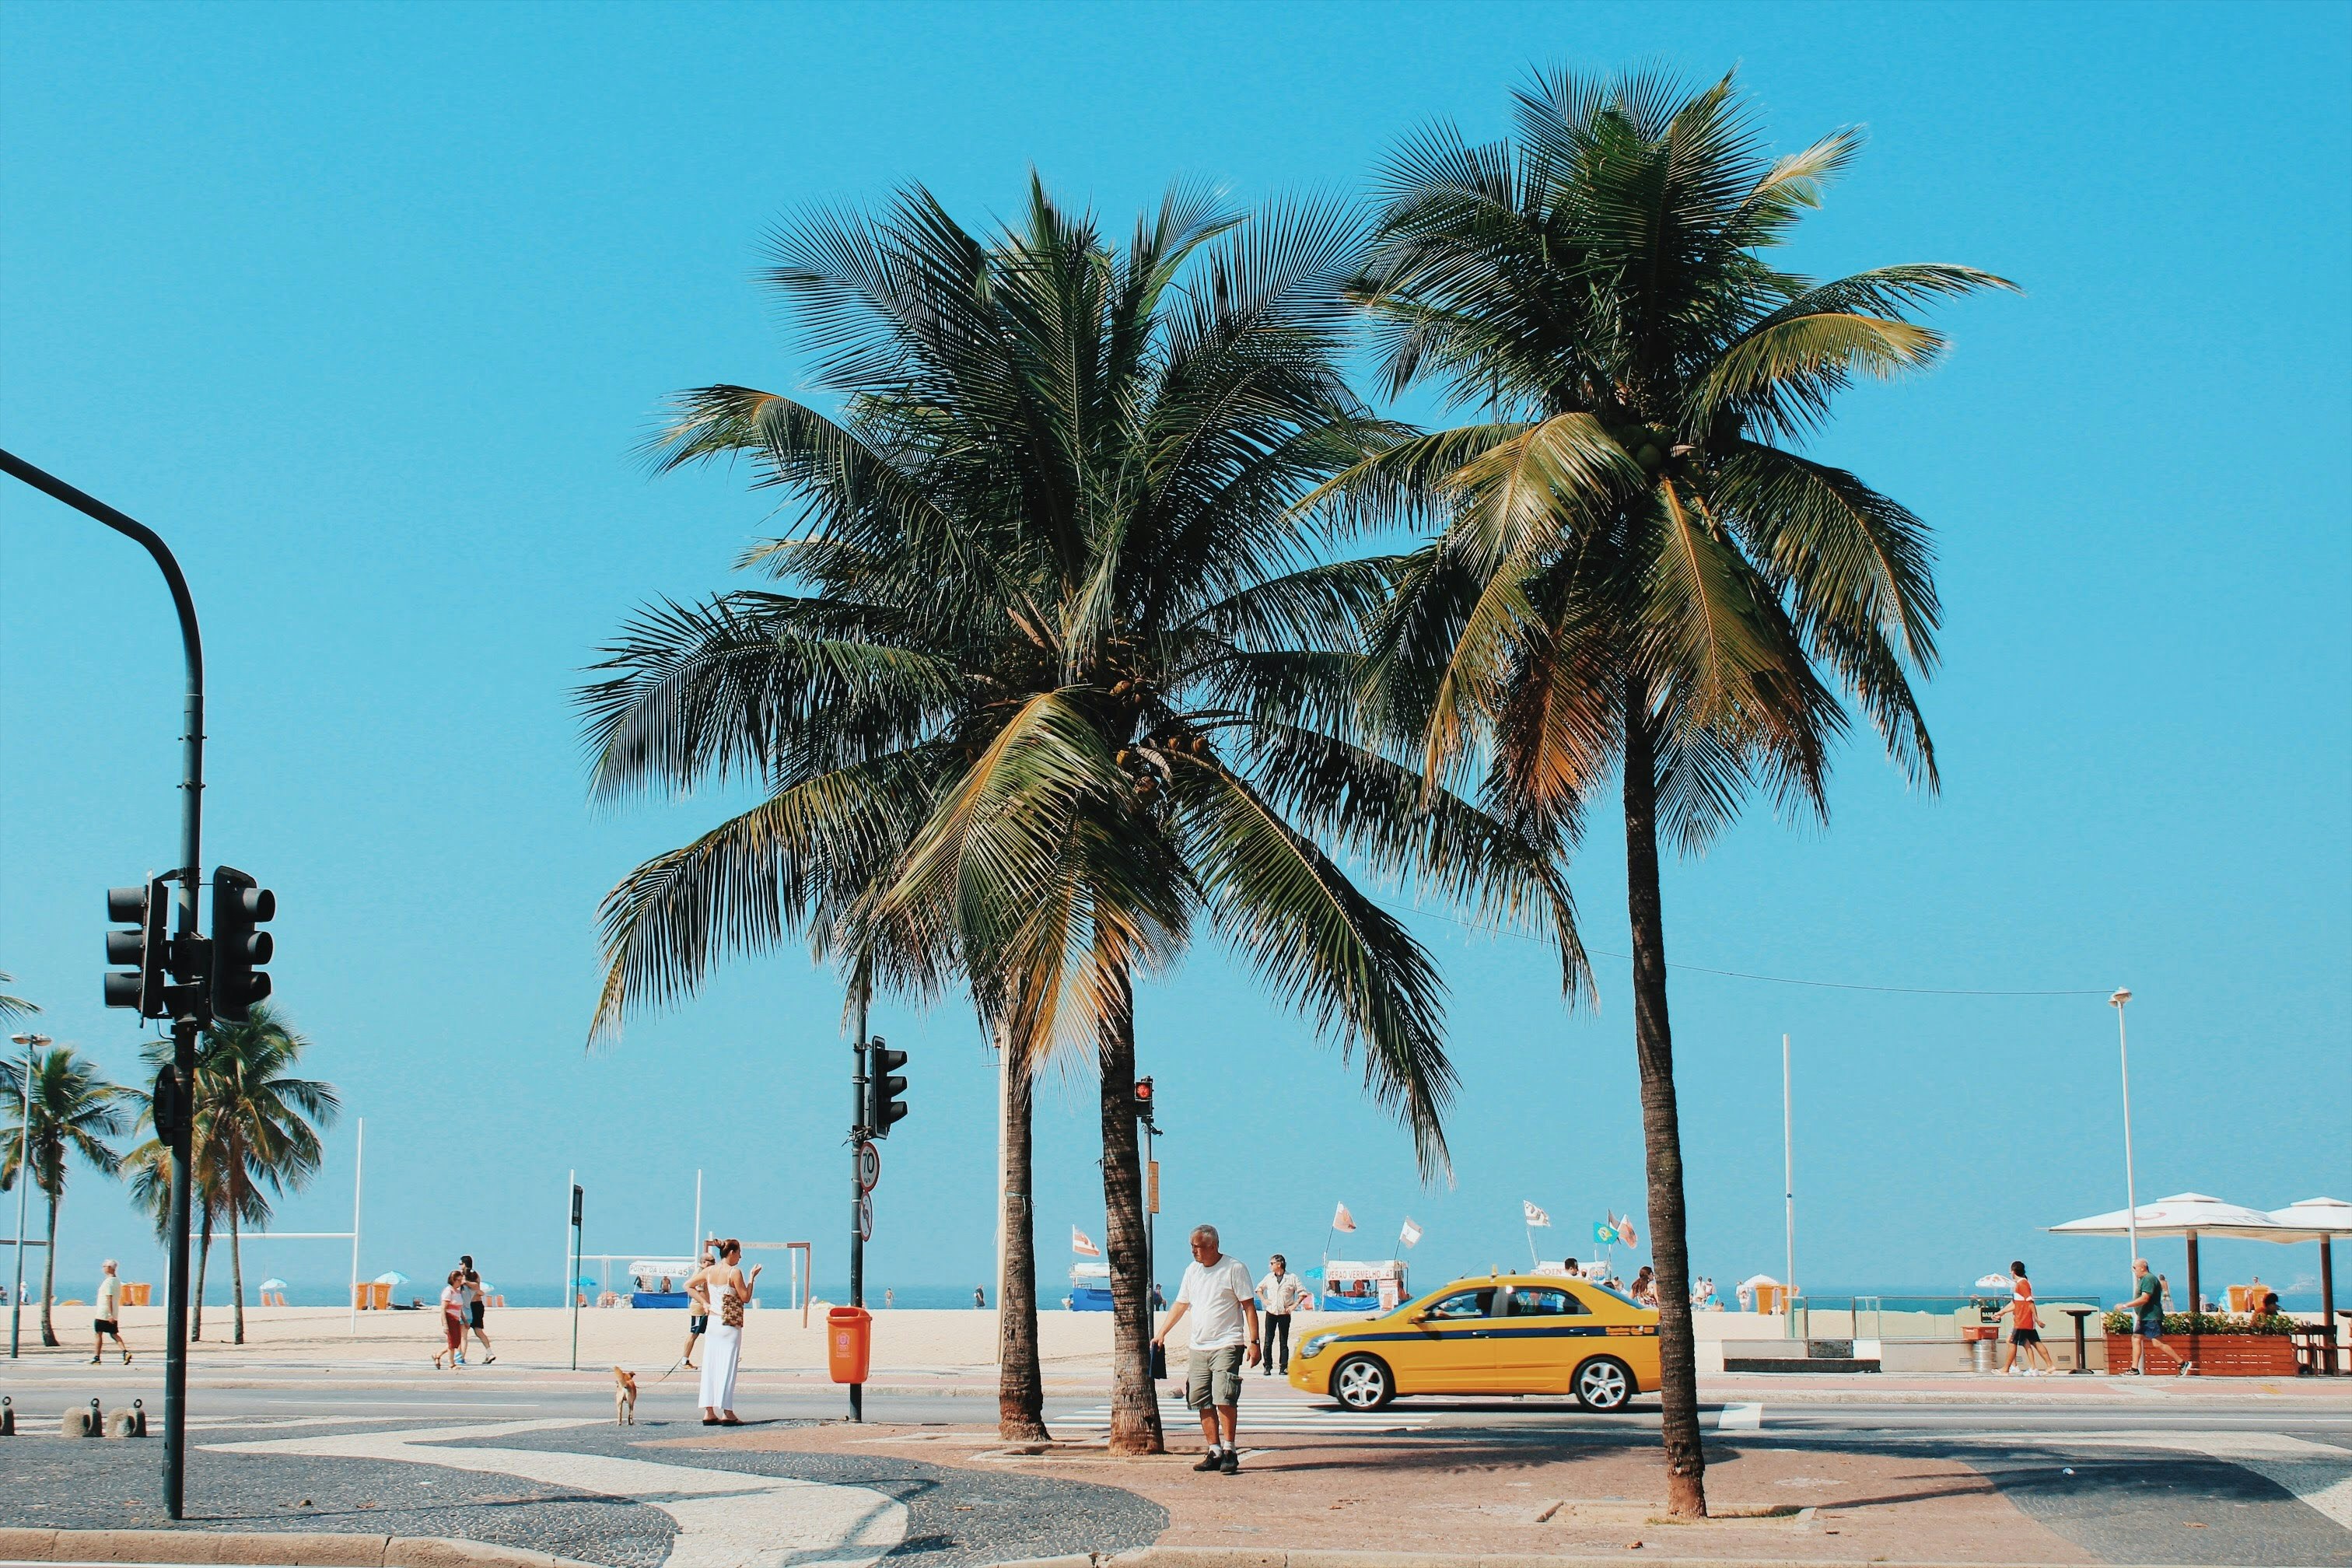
[1622,682,1707,1519]
[996,1016,1048,1440]
[1098,963,1163,1455]
[229,1164,247,1346]
[39,1185,60,1347]
[193,1207,212,1342]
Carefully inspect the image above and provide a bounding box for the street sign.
[855,1195,873,1243]
[857,1140,880,1194]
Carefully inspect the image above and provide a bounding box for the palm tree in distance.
[584,180,1582,1453]
[1330,68,2011,1515]
[205,1006,338,1344]
[168,1006,338,1345]
[2,1042,128,1346]
[127,1040,249,1341]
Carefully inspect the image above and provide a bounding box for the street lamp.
[2109,989,2137,1269]
[8,1031,49,1360]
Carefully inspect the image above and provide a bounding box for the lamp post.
[8,1032,49,1359]
[2110,989,2137,1268]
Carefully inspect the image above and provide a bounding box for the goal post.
[241,1117,365,1332]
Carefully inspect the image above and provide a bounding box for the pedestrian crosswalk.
[1052,1395,1425,1435]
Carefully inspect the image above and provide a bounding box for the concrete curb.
[979,1553,2234,1568]
[0,1528,603,1568]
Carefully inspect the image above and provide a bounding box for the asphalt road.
[5,1363,2348,1566]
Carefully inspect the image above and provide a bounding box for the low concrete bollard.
[133,1398,149,1437]
[106,1406,139,1439]
[61,1406,94,1438]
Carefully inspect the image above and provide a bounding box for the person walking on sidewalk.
[1153,1223,1260,1475]
[91,1260,131,1364]
[432,1269,467,1369]
[460,1255,496,1365]
[681,1244,715,1370]
[2126,1258,2165,1374]
[1256,1255,1307,1376]
[2003,1260,2053,1375]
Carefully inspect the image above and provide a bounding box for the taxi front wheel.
[1332,1353,1395,1411]
[1572,1356,1634,1412]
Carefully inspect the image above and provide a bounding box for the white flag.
[1332,1202,1356,1233]
[1398,1216,1423,1248]
[1618,1216,1639,1249]
[1523,1200,1552,1228]
[1071,1226,1100,1258]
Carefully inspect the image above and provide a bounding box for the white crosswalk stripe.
[1052,1398,1423,1434]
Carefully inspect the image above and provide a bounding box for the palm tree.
[584,180,1580,1453]
[124,1046,249,1341]
[1,1042,128,1346]
[0,970,37,1020]
[177,1006,338,1345]
[1333,68,2009,1515]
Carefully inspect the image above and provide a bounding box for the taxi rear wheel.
[1331,1354,1395,1411]
[1571,1355,1634,1412]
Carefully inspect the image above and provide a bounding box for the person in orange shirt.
[2003,1259,2055,1375]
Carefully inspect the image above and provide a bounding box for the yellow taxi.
[1288,1272,1660,1411]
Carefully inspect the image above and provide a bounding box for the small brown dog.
[612,1367,638,1425]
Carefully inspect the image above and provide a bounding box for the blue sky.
[4,1,2347,1308]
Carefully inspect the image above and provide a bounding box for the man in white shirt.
[92,1260,130,1364]
[1256,1254,1308,1377]
[1152,1223,1259,1474]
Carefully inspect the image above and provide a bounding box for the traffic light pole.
[0,449,205,1519]
[848,964,869,1423]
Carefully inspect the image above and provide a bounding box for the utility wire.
[1378,896,2109,999]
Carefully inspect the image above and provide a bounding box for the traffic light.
[150,1062,187,1146]
[1134,1076,1153,1108]
[866,1038,909,1138]
[104,877,171,1017]
[210,866,275,1023]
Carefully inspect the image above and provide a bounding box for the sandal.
[720,1415,742,1426]
[701,1416,719,1426]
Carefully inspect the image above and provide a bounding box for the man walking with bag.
[1153,1224,1259,1474]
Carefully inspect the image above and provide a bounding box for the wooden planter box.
[2105,1332,2298,1376]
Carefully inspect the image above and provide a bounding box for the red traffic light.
[1134,1076,1153,1104]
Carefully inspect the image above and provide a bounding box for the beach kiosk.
[626,1258,697,1309]
[1066,1261,1112,1311]
[1321,1259,1408,1312]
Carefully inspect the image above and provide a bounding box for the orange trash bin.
[827,1306,872,1384]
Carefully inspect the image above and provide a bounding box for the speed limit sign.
[857,1139,881,1194]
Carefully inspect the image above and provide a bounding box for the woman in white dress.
[694,1239,759,1424]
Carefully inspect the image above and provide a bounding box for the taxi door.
[1490,1283,1598,1387]
[1395,1285,1503,1393]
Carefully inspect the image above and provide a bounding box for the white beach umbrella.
[257,1277,289,1292]
[373,1270,410,1286]
[2266,1197,2351,1346]
[2266,1197,2352,1240]
[1738,1272,1782,1290]
[2048,1192,2289,1241]
[1972,1272,2014,1290]
[2050,1192,2293,1321]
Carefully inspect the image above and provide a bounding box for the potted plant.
[2102,1309,2299,1375]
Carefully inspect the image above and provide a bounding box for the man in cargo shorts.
[1152,1223,1260,1474]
